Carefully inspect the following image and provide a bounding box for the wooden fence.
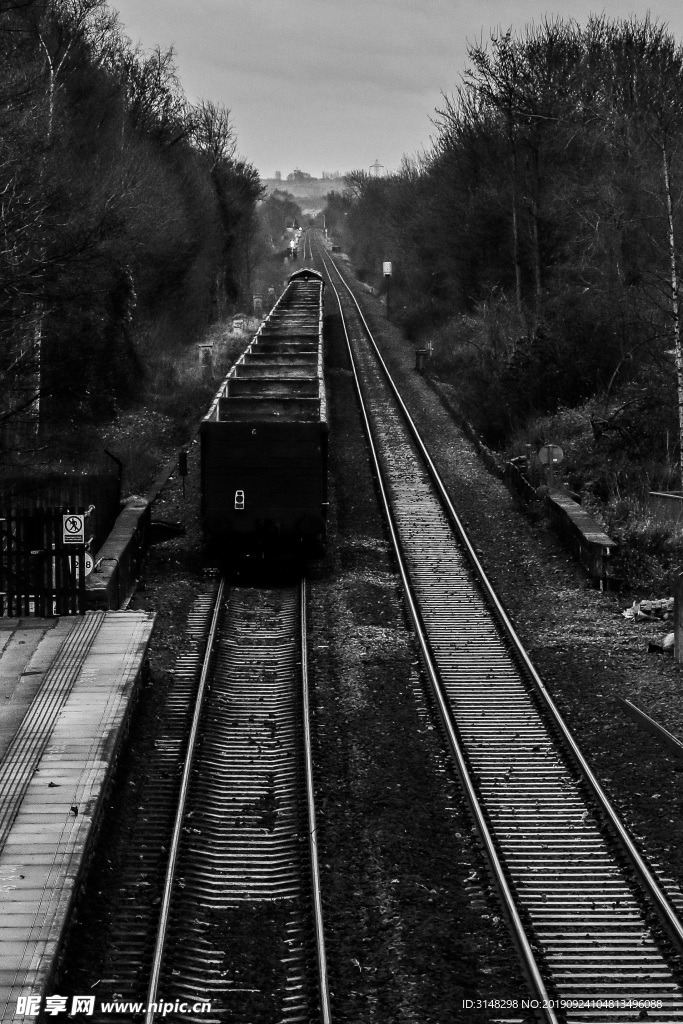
[0,508,87,616]
[0,473,120,552]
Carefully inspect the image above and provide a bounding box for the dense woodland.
[7,5,683,512]
[327,16,683,499]
[0,0,262,466]
[259,190,303,249]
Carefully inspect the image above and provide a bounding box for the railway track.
[316,240,683,1022]
[71,576,329,1023]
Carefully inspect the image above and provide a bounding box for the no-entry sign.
[62,514,85,545]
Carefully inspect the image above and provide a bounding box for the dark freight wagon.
[200,268,328,551]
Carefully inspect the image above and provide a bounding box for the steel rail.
[321,244,683,957]
[317,246,560,1023]
[144,576,226,1024]
[301,579,333,1023]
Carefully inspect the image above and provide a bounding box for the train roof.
[288,267,325,285]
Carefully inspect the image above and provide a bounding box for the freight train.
[200,268,327,553]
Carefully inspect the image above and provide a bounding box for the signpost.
[383,261,392,319]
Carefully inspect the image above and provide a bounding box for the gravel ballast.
[336,262,683,908]
[56,255,683,1021]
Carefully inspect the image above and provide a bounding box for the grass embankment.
[422,318,683,595]
[505,405,683,593]
[87,251,295,496]
[29,315,246,500]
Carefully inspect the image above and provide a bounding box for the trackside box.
[200,268,328,549]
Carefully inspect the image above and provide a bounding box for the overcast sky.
[110,1,683,179]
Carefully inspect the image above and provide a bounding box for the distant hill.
[261,176,347,215]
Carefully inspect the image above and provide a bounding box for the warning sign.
[538,444,564,466]
[63,514,85,545]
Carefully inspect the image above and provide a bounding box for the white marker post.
[538,444,564,491]
[383,261,392,319]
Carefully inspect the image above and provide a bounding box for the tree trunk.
[531,195,542,305]
[529,147,543,322]
[33,43,57,434]
[508,113,525,328]
[662,138,683,487]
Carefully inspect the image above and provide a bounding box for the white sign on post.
[538,444,564,466]
[63,514,85,545]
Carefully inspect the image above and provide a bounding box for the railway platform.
[0,610,155,1021]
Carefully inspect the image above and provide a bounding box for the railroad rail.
[70,577,329,1023]
[144,578,329,1024]
[316,240,683,1022]
[301,229,313,262]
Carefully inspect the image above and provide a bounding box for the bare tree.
[104,37,190,144]
[592,16,683,482]
[192,99,236,170]
[2,0,117,431]
[31,0,117,139]
[466,20,584,332]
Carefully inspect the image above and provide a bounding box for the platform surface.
[0,619,77,765]
[0,611,155,1021]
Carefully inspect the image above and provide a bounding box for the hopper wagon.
[200,268,328,552]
